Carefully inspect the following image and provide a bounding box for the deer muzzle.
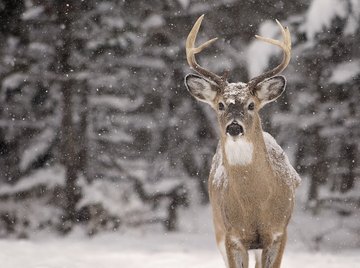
[226,122,244,136]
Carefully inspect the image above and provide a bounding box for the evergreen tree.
[0,0,358,237]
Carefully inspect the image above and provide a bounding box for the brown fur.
[209,112,294,268]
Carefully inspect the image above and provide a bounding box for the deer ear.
[185,74,219,105]
[254,76,286,107]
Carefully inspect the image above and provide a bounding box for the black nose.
[226,122,244,136]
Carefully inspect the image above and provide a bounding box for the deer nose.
[226,122,244,136]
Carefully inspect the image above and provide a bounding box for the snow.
[90,95,144,112]
[103,17,125,29]
[0,230,359,268]
[142,14,165,30]
[20,128,55,171]
[93,130,133,143]
[22,6,44,20]
[247,20,281,77]
[344,0,360,34]
[223,82,249,104]
[0,166,65,196]
[304,0,347,41]
[121,56,166,69]
[0,1,358,265]
[329,60,360,84]
[177,0,190,9]
[2,73,27,90]
[0,174,358,267]
[211,144,226,188]
[263,132,301,189]
[142,179,183,194]
[78,179,138,217]
[214,161,225,187]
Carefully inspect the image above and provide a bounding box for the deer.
[184,15,301,268]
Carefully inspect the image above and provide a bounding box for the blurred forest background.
[0,0,358,247]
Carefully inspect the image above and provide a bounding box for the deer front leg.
[225,235,249,268]
[261,231,287,268]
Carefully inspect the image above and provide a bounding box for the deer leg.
[225,236,249,268]
[261,232,287,268]
[254,249,262,268]
[217,237,229,268]
[271,231,287,268]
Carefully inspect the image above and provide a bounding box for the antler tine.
[186,15,226,87]
[248,20,292,88]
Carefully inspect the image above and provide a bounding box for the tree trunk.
[56,2,81,227]
[61,83,81,223]
[340,144,356,193]
[308,130,328,203]
[78,84,89,177]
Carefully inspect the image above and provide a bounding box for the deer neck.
[220,118,268,180]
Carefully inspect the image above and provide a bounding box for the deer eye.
[248,102,255,111]
[218,102,225,111]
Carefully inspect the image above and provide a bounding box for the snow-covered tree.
[265,0,360,208]
[0,0,358,239]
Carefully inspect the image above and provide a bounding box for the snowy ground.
[1,230,359,268]
[1,181,359,268]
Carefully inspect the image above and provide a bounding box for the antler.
[248,19,291,88]
[186,15,226,87]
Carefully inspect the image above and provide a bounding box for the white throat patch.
[224,137,253,166]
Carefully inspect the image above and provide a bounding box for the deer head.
[184,15,291,165]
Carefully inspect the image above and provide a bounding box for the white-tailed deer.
[184,15,301,268]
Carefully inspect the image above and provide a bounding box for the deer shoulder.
[263,131,301,190]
